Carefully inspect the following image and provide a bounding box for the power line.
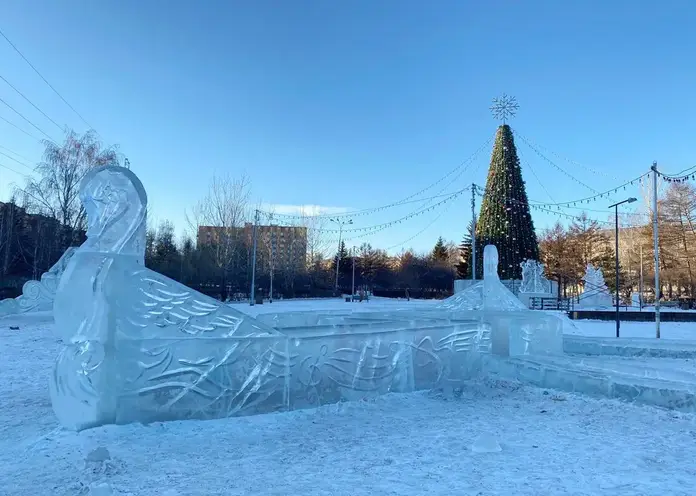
[0,26,96,133]
[0,143,33,164]
[0,95,53,140]
[0,149,32,170]
[0,114,40,140]
[0,159,27,176]
[0,73,63,131]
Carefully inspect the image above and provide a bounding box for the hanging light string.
[384,197,456,251]
[322,190,467,244]
[512,129,622,181]
[256,189,462,223]
[518,146,557,204]
[513,129,602,195]
[474,187,644,228]
[256,135,493,220]
[293,186,471,235]
[524,171,650,208]
[656,164,696,182]
[549,202,653,220]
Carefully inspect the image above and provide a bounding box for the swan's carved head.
[79,165,148,259]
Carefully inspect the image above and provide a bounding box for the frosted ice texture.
[49,166,493,431]
[0,247,76,317]
[578,264,612,308]
[519,259,551,294]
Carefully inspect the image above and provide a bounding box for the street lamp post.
[330,218,353,293]
[608,197,637,338]
[351,246,356,302]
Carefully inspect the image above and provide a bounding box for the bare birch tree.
[301,213,332,267]
[22,130,121,246]
[189,173,252,299]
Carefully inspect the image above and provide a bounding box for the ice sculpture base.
[53,317,492,431]
[489,354,696,413]
[564,335,696,359]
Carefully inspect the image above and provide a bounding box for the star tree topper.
[490,94,519,123]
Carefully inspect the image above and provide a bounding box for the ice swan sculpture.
[50,166,496,431]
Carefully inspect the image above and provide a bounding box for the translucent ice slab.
[564,335,696,359]
[489,354,696,412]
[284,323,491,409]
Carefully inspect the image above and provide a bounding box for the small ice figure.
[471,432,502,453]
[483,245,499,280]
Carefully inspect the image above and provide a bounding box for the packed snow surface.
[2,301,696,495]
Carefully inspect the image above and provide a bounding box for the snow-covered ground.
[566,319,696,340]
[2,302,696,495]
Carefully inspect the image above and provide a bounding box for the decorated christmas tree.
[474,123,539,279]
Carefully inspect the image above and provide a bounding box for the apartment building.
[197,224,308,269]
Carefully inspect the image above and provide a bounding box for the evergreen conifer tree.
[456,220,474,278]
[332,240,350,271]
[432,236,448,262]
[474,124,539,279]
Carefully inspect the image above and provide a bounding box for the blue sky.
[0,0,694,255]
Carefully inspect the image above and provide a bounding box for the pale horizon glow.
[261,204,353,217]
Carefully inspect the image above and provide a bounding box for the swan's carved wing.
[114,267,281,339]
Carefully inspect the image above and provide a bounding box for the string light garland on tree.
[473,97,539,279]
[477,188,645,229]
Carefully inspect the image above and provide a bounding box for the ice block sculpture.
[438,245,526,312]
[519,259,551,294]
[0,247,77,317]
[50,166,287,431]
[577,264,612,308]
[438,245,562,357]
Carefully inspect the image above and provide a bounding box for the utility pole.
[351,246,356,301]
[615,206,620,336]
[269,228,275,303]
[639,244,644,311]
[249,209,260,306]
[471,183,477,281]
[651,162,661,338]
